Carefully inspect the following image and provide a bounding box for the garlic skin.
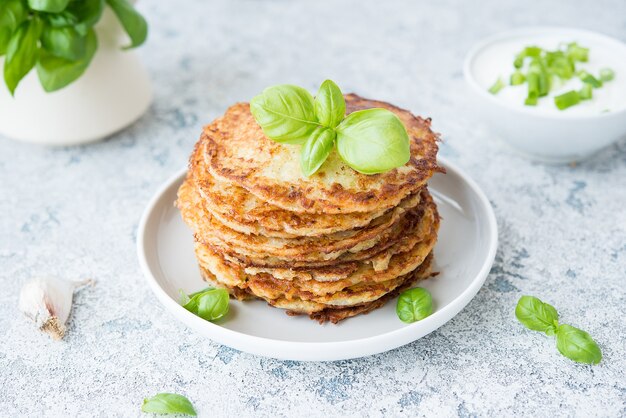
[18,278,92,340]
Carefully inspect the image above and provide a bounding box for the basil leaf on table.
[336,108,410,174]
[36,28,97,92]
[4,18,43,96]
[181,288,229,322]
[28,0,70,13]
[0,0,27,56]
[300,127,336,177]
[142,393,197,416]
[396,287,433,323]
[106,0,147,49]
[515,295,559,335]
[555,324,602,365]
[314,79,345,128]
[250,84,320,144]
[41,25,87,61]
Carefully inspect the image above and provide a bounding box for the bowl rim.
[463,26,626,120]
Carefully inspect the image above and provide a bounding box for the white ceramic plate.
[137,158,497,361]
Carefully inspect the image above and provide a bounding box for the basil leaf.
[336,108,410,174]
[515,295,559,334]
[44,11,78,28]
[41,25,87,61]
[314,79,345,128]
[0,0,27,56]
[197,289,229,321]
[250,84,319,144]
[182,288,229,322]
[3,19,43,96]
[28,0,70,13]
[300,127,336,177]
[396,287,433,323]
[555,324,602,365]
[106,0,147,49]
[36,28,97,92]
[142,393,197,416]
[67,0,104,36]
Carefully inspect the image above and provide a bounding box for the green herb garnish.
[488,42,615,110]
[1,0,147,95]
[142,393,197,416]
[396,287,433,323]
[180,288,229,322]
[250,80,410,176]
[515,296,602,364]
[599,68,614,82]
[554,90,581,110]
[488,77,505,94]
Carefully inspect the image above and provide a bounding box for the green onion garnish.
[579,83,593,100]
[510,71,525,85]
[599,68,614,82]
[488,77,505,94]
[578,70,603,88]
[554,90,581,110]
[526,72,540,105]
[566,42,589,62]
[487,41,615,110]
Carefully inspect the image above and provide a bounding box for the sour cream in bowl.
[464,27,626,163]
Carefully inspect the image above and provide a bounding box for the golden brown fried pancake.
[206,194,437,269]
[189,139,404,238]
[178,177,423,262]
[197,253,434,323]
[203,94,442,214]
[193,223,437,296]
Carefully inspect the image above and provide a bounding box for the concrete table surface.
[1,0,625,416]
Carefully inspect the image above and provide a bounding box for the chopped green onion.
[599,68,614,82]
[510,71,525,85]
[488,77,505,94]
[578,70,603,88]
[525,93,538,106]
[554,90,581,110]
[525,73,540,106]
[579,83,593,100]
[513,55,524,69]
[566,42,589,62]
[524,46,542,57]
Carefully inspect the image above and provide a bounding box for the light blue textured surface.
[1,0,625,416]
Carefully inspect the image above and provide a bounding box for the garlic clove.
[18,277,93,340]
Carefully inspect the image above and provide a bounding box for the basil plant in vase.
[0,0,151,145]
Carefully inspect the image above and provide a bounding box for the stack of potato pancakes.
[177,94,442,323]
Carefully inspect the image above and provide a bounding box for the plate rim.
[137,157,498,361]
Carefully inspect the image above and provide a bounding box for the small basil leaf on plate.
[36,28,97,92]
[41,25,87,61]
[515,295,559,334]
[300,127,336,177]
[314,79,345,128]
[0,0,27,56]
[555,324,602,365]
[68,0,105,36]
[28,0,70,13]
[142,393,197,416]
[396,287,433,323]
[250,84,319,144]
[106,0,147,49]
[4,18,43,95]
[196,289,230,321]
[336,108,410,174]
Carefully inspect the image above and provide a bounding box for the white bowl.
[464,27,626,163]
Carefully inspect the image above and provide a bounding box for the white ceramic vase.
[0,8,152,146]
